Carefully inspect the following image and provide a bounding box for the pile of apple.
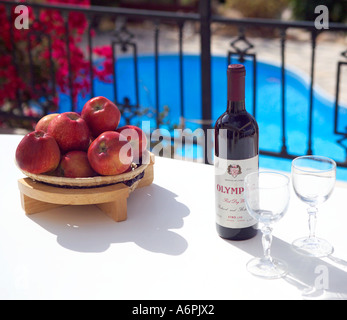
[15,96,147,178]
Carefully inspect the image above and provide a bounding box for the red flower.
[0,0,116,124]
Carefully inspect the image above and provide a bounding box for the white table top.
[1,133,347,300]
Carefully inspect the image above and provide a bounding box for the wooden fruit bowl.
[18,151,155,222]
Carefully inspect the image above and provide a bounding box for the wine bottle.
[214,64,259,240]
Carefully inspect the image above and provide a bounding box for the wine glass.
[291,156,336,257]
[244,171,290,279]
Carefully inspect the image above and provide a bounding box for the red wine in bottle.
[214,64,259,240]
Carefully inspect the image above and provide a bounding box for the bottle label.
[215,155,258,229]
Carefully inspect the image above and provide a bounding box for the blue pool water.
[59,54,347,180]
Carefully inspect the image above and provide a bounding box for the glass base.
[292,237,333,258]
[247,257,288,279]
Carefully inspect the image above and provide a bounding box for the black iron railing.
[0,0,347,166]
[212,13,347,165]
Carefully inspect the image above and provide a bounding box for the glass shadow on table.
[227,234,347,300]
[28,184,190,256]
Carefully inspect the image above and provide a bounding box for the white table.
[1,133,347,300]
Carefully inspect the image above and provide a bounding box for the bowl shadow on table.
[28,183,190,256]
[228,234,347,300]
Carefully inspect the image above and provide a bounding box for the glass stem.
[261,225,273,262]
[307,206,318,239]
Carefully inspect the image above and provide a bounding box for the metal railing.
[0,0,347,166]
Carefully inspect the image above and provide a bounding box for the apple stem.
[34,131,45,138]
[98,141,107,154]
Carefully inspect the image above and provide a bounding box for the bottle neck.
[227,100,246,113]
[227,64,246,114]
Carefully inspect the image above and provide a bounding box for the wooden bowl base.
[18,162,154,222]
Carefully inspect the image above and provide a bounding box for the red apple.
[35,113,59,132]
[47,112,90,153]
[57,151,96,178]
[87,131,133,176]
[81,96,121,137]
[116,125,147,163]
[15,130,61,174]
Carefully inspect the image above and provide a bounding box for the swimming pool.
[58,54,347,180]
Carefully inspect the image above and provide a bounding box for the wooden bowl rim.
[19,150,154,187]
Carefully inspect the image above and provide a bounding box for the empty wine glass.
[244,171,290,279]
[291,156,336,257]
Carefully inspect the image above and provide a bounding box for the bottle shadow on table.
[28,183,190,256]
[228,234,347,300]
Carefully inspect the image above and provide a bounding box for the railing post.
[307,30,317,156]
[200,0,212,164]
[280,28,288,156]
